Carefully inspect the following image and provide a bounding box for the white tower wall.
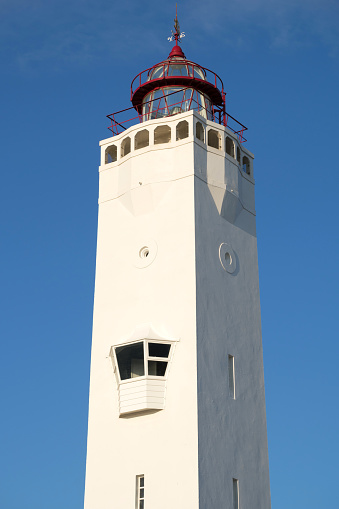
[194,142,270,508]
[84,110,271,509]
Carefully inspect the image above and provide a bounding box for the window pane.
[148,343,171,358]
[154,125,171,144]
[204,96,212,119]
[194,66,205,79]
[168,63,189,76]
[148,360,167,376]
[135,129,149,150]
[139,501,144,509]
[153,88,164,100]
[150,65,164,79]
[140,488,144,498]
[176,120,189,141]
[115,343,144,380]
[139,476,144,488]
[143,87,212,120]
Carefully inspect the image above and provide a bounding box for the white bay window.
[110,326,178,416]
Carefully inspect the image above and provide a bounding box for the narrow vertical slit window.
[136,475,144,509]
[233,478,239,509]
[228,355,235,399]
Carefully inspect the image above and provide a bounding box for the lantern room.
[107,13,247,142]
[130,17,224,123]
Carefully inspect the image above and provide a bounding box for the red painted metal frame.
[141,86,211,122]
[107,87,248,143]
[131,59,224,111]
[131,59,224,95]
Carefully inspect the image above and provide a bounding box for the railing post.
[221,91,225,126]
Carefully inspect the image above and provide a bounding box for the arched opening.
[208,129,221,150]
[135,129,149,150]
[121,137,131,158]
[236,146,241,163]
[242,156,251,175]
[176,120,189,141]
[154,125,171,145]
[196,122,204,142]
[105,144,117,164]
[226,137,235,158]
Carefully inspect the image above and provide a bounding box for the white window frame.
[136,474,144,509]
[110,339,173,384]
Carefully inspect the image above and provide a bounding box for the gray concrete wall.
[194,142,271,509]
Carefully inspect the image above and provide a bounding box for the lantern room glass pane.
[194,66,205,79]
[143,87,212,121]
[166,87,189,115]
[115,342,144,380]
[149,59,206,80]
[150,65,165,79]
[167,63,189,76]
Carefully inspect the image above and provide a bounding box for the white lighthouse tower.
[84,15,271,509]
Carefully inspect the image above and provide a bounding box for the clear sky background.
[1,1,338,508]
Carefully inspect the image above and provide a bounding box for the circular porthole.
[219,243,236,274]
[134,239,158,268]
[139,246,150,259]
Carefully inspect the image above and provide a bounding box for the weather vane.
[168,4,185,43]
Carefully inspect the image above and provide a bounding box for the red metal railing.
[130,59,224,99]
[107,88,248,143]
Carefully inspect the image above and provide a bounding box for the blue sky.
[1,1,339,508]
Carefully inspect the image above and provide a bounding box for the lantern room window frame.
[131,58,224,106]
[148,59,206,81]
[142,85,213,121]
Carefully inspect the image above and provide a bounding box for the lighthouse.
[84,14,271,509]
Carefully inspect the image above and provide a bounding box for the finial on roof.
[167,4,186,58]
